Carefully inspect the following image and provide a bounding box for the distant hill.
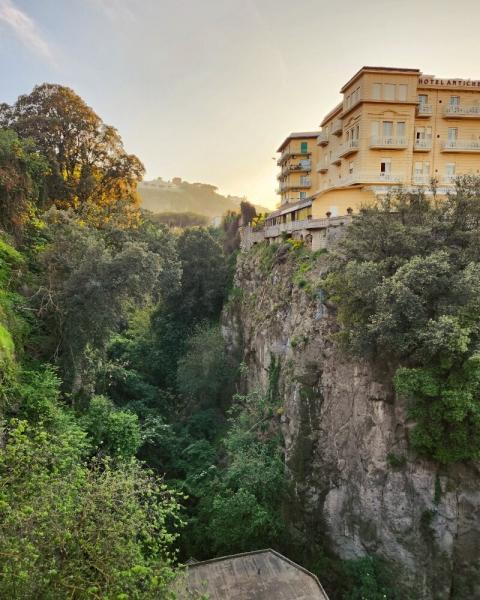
[138,177,269,220]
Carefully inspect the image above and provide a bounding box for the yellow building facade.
[276,132,319,208]
[275,67,480,220]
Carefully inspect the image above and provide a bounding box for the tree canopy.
[0,84,144,226]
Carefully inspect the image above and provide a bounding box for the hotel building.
[269,66,480,225]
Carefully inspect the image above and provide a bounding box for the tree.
[1,84,144,227]
[323,180,480,462]
[175,227,228,324]
[0,129,48,238]
[176,324,236,408]
[0,419,181,599]
[35,211,164,397]
[240,200,257,226]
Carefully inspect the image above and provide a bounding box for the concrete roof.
[179,549,329,600]
[277,132,319,153]
[340,66,420,92]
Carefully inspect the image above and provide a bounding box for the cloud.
[0,0,54,63]
[89,0,136,23]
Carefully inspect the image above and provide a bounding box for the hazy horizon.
[2,0,480,209]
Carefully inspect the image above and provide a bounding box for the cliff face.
[222,245,480,599]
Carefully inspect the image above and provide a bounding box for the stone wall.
[222,245,480,599]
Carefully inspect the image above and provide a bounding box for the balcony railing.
[277,148,312,165]
[316,161,328,173]
[412,174,431,185]
[339,139,359,157]
[331,119,343,136]
[280,160,311,175]
[317,131,329,146]
[262,215,353,239]
[442,175,456,184]
[444,104,480,118]
[416,104,433,116]
[442,140,480,152]
[370,136,408,149]
[320,171,403,190]
[414,139,432,151]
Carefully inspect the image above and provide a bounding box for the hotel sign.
[419,77,480,88]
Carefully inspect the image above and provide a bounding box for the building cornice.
[340,66,420,93]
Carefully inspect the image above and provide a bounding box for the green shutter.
[300,142,308,153]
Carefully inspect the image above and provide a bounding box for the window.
[299,191,307,199]
[356,125,360,140]
[380,158,391,175]
[349,161,354,174]
[398,84,408,101]
[418,94,428,105]
[372,83,381,100]
[416,126,425,141]
[449,96,460,106]
[414,161,430,176]
[384,84,395,100]
[448,127,458,141]
[300,176,309,186]
[396,122,406,139]
[445,163,456,181]
[329,206,339,217]
[382,121,393,139]
[300,141,308,153]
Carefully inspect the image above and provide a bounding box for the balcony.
[444,104,480,118]
[339,139,359,158]
[317,131,329,146]
[412,174,431,185]
[370,136,408,149]
[331,119,343,136]
[316,161,328,173]
[320,171,403,191]
[277,148,312,165]
[330,151,341,165]
[414,139,432,151]
[278,160,311,177]
[441,140,480,153]
[416,104,433,117]
[442,175,456,185]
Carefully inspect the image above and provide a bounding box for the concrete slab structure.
[179,549,329,599]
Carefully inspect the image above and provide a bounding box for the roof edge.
[186,548,329,597]
[277,131,319,152]
[340,66,421,92]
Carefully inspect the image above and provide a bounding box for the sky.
[2,0,480,208]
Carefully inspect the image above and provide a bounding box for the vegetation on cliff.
[324,180,480,463]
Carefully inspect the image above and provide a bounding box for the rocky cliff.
[222,243,480,599]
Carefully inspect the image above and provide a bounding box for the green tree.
[177,324,236,408]
[36,211,164,397]
[0,129,48,238]
[323,180,480,462]
[0,419,181,599]
[1,84,144,227]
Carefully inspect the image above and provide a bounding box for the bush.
[0,419,181,599]
[324,183,480,462]
[81,395,142,460]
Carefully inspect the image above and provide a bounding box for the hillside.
[138,177,269,219]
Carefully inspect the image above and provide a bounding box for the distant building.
[178,549,329,599]
[277,67,480,222]
[241,66,480,250]
[276,132,319,206]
